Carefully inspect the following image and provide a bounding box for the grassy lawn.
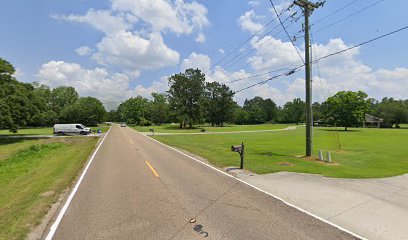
[0,125,110,136]
[153,127,408,178]
[0,136,99,239]
[131,123,294,133]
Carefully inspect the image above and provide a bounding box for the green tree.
[60,97,106,126]
[168,68,206,128]
[150,93,169,125]
[281,98,305,124]
[323,90,369,131]
[376,98,408,128]
[233,105,249,125]
[243,97,267,124]
[51,86,79,118]
[117,96,149,124]
[204,82,235,126]
[0,58,38,132]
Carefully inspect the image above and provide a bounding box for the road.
[50,125,357,240]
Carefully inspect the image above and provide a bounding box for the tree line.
[1,58,407,132]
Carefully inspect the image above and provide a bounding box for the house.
[363,114,383,128]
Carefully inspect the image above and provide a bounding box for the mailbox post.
[231,142,244,169]
[149,128,154,136]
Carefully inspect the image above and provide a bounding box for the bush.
[139,118,152,126]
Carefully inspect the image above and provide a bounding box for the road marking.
[145,161,159,178]
[45,127,111,240]
[132,128,367,240]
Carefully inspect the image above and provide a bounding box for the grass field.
[0,136,99,239]
[131,123,294,133]
[0,125,110,136]
[153,127,408,178]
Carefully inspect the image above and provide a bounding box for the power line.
[234,66,303,93]
[233,24,408,94]
[314,25,408,63]
[269,0,305,64]
[212,3,295,73]
[313,0,384,35]
[313,0,362,25]
[225,67,291,83]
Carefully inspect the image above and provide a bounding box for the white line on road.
[45,128,111,240]
[132,128,366,240]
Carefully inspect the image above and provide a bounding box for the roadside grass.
[0,125,110,136]
[0,137,98,240]
[153,127,408,178]
[131,123,294,133]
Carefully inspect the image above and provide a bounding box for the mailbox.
[231,145,242,153]
[231,142,244,169]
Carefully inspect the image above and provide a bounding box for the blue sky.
[1,0,407,109]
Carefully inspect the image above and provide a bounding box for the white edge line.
[45,128,111,240]
[132,128,367,240]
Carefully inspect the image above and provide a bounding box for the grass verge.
[0,137,98,240]
[132,123,294,133]
[153,127,408,178]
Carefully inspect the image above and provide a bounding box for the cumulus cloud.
[238,10,263,34]
[180,52,211,73]
[37,61,133,110]
[75,46,93,56]
[195,32,206,43]
[92,31,179,71]
[111,0,210,34]
[53,9,131,34]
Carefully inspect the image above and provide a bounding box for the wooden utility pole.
[294,0,321,157]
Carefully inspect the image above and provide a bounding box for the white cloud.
[248,36,304,72]
[195,32,206,43]
[111,0,210,34]
[238,10,263,34]
[180,52,211,73]
[218,48,225,54]
[75,46,93,56]
[133,76,169,98]
[53,9,131,34]
[92,31,179,71]
[248,1,260,7]
[36,61,133,110]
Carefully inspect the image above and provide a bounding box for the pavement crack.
[221,202,262,212]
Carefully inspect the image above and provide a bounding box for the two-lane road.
[50,125,358,239]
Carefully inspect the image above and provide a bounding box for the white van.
[53,124,92,135]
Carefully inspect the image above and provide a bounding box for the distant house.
[363,114,383,128]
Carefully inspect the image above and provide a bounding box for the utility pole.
[294,0,322,157]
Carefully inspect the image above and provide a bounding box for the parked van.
[53,124,92,135]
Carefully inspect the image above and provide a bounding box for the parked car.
[120,123,127,127]
[53,124,91,135]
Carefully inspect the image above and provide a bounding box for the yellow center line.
[145,161,159,178]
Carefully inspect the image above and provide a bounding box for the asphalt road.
[51,125,358,240]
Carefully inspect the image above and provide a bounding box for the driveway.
[245,172,408,240]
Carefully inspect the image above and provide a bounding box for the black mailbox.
[231,145,242,153]
[231,142,244,169]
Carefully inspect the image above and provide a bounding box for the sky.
[1,0,407,110]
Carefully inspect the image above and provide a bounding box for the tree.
[323,90,369,131]
[233,105,249,125]
[150,92,170,125]
[204,82,235,126]
[376,98,408,128]
[168,68,206,128]
[117,96,149,124]
[51,86,79,119]
[262,98,279,122]
[60,97,106,126]
[243,97,267,124]
[281,98,305,124]
[0,58,38,132]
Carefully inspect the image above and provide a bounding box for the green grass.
[153,127,408,178]
[131,123,294,133]
[0,125,110,136]
[0,137,98,240]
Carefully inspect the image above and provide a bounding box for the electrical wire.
[269,0,305,64]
